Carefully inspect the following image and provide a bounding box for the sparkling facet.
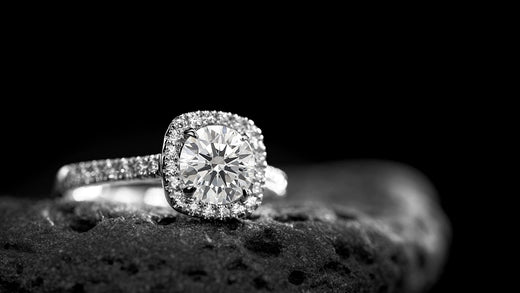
[179,125,255,205]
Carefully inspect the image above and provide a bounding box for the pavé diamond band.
[55,111,288,220]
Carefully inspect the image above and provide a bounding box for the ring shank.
[56,154,287,207]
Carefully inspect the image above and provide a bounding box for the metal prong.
[184,129,198,139]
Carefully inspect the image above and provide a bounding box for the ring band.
[55,157,287,205]
[55,111,288,220]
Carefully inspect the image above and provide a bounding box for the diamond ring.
[55,111,288,220]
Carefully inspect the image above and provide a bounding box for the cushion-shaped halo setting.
[161,111,267,220]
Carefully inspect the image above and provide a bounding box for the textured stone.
[0,161,450,293]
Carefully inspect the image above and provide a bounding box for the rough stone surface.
[0,161,450,293]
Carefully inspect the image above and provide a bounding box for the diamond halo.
[161,111,267,220]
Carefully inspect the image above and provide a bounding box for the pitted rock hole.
[184,269,208,281]
[3,242,34,253]
[333,239,351,260]
[288,270,306,285]
[323,261,351,277]
[69,218,99,233]
[354,245,375,265]
[273,213,309,223]
[155,216,176,225]
[222,218,241,230]
[253,276,271,290]
[244,228,282,257]
[226,258,248,271]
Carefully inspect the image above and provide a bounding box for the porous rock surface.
[0,161,450,293]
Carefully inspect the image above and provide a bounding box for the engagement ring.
[55,111,287,220]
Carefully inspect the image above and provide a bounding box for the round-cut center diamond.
[179,125,256,204]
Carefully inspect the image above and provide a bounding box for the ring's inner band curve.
[56,154,287,207]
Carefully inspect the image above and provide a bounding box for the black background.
[0,29,487,291]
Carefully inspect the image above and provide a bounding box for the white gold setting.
[55,110,287,220]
